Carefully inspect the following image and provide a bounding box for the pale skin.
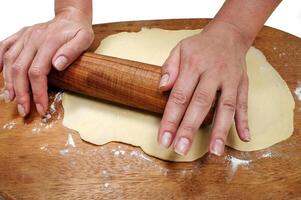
[0,0,281,156]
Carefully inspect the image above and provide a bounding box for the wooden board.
[0,19,301,200]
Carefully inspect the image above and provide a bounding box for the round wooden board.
[0,19,300,200]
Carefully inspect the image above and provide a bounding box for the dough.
[62,28,295,162]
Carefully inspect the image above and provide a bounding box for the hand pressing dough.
[62,28,295,162]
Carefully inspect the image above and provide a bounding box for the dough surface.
[62,28,295,162]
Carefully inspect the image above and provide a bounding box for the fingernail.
[211,139,224,156]
[244,128,251,142]
[175,137,190,156]
[159,74,169,88]
[17,104,26,117]
[36,104,45,115]
[4,90,10,103]
[161,131,172,148]
[53,56,68,71]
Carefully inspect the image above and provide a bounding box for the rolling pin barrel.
[48,52,214,125]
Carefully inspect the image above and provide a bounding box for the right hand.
[0,9,94,117]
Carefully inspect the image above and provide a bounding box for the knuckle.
[161,65,169,74]
[4,82,13,90]
[187,60,203,74]
[16,93,29,104]
[33,91,44,102]
[214,53,226,66]
[82,29,94,41]
[188,54,200,66]
[166,118,178,127]
[213,126,229,137]
[194,89,212,107]
[239,119,249,128]
[181,61,198,74]
[28,67,42,78]
[3,52,13,63]
[44,35,54,44]
[23,30,33,44]
[212,57,227,72]
[161,115,178,127]
[215,128,228,137]
[23,39,34,49]
[237,102,248,112]
[160,118,178,132]
[170,89,188,105]
[161,62,175,74]
[181,122,196,133]
[221,97,236,112]
[235,113,249,127]
[31,27,43,38]
[162,62,171,70]
[12,62,25,74]
[216,59,226,68]
[63,44,77,55]
[179,61,189,71]
[1,39,12,51]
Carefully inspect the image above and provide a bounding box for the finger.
[209,81,239,156]
[29,38,62,115]
[158,65,199,148]
[235,74,250,142]
[159,44,180,91]
[3,38,24,103]
[173,73,219,155]
[13,43,37,117]
[52,29,94,71]
[0,28,26,72]
[2,65,13,103]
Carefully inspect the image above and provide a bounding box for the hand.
[157,22,251,156]
[0,9,94,117]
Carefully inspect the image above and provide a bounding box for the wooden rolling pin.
[48,52,214,124]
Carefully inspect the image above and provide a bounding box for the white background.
[0,0,300,40]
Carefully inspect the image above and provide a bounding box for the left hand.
[157,22,251,156]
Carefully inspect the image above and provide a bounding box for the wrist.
[55,6,92,25]
[204,20,253,52]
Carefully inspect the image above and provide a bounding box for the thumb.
[52,29,94,71]
[159,43,181,92]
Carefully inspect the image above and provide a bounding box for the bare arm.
[211,0,281,47]
[55,0,92,23]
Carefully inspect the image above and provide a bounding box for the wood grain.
[49,53,167,114]
[48,49,214,124]
[0,19,301,200]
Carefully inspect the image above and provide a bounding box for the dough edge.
[62,28,295,162]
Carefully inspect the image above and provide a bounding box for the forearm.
[55,0,92,23]
[209,0,281,47]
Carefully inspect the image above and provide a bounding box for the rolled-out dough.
[62,28,294,162]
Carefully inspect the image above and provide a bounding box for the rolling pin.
[48,52,214,125]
